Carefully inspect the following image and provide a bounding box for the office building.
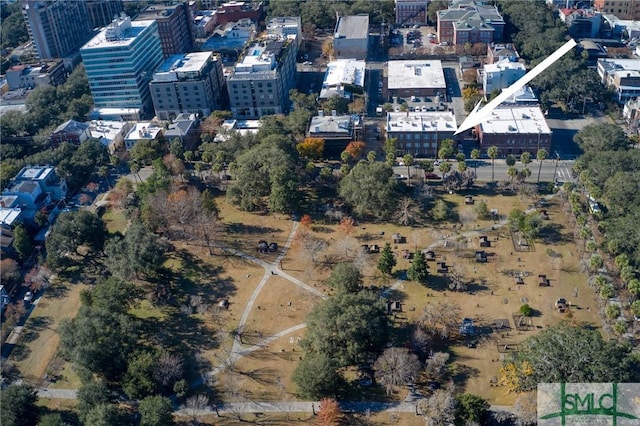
[395,0,429,25]
[333,15,369,60]
[150,52,226,120]
[475,106,552,154]
[135,3,195,56]
[85,0,124,29]
[386,111,457,157]
[437,0,504,45]
[387,60,446,97]
[21,0,92,60]
[81,16,164,116]
[227,35,298,118]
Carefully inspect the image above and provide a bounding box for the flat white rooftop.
[0,208,21,227]
[386,111,457,133]
[153,52,213,82]
[125,122,163,141]
[484,58,525,74]
[17,166,54,181]
[89,120,129,141]
[335,15,369,40]
[479,106,551,135]
[387,60,446,90]
[323,59,365,88]
[82,18,155,50]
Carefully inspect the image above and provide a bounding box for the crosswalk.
[555,166,573,182]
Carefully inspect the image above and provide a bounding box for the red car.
[425,173,442,180]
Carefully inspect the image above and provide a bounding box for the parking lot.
[389,25,454,56]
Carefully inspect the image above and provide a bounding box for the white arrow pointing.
[454,38,577,135]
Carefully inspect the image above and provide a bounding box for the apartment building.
[387,60,446,97]
[21,0,92,60]
[475,106,552,155]
[5,61,66,90]
[150,52,226,120]
[320,59,365,100]
[483,59,526,96]
[386,111,458,157]
[80,16,164,116]
[135,2,195,56]
[437,0,504,45]
[395,0,429,25]
[226,35,298,118]
[85,0,124,28]
[594,0,640,20]
[333,15,369,60]
[597,58,640,103]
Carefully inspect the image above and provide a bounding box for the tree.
[506,154,516,167]
[420,301,461,339]
[37,413,66,426]
[12,224,32,260]
[519,303,533,317]
[403,153,414,186]
[77,380,113,425]
[488,146,499,182]
[418,388,456,426]
[339,161,397,219]
[325,262,362,294]
[455,394,490,425]
[82,277,139,314]
[296,137,325,160]
[123,351,158,399]
[407,250,429,285]
[0,384,39,426]
[303,292,390,367]
[438,139,455,161]
[520,151,532,170]
[154,352,184,389]
[374,348,420,394]
[513,392,537,426]
[58,306,138,381]
[98,165,111,189]
[501,322,639,392]
[1,258,20,289]
[322,95,349,114]
[292,353,345,399]
[536,148,548,182]
[378,242,396,275]
[45,210,107,270]
[574,123,629,152]
[345,141,366,160]
[130,139,162,165]
[470,148,480,176]
[316,398,343,426]
[83,404,126,426]
[139,395,175,426]
[105,221,166,281]
[438,161,452,178]
[431,199,451,221]
[474,199,491,220]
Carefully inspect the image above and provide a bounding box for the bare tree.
[514,392,537,426]
[409,325,433,361]
[424,352,450,380]
[418,387,456,426]
[23,265,51,292]
[296,230,327,265]
[447,266,468,292]
[458,209,478,229]
[335,235,359,259]
[183,394,210,419]
[420,301,462,339]
[374,347,421,395]
[154,352,184,387]
[393,197,420,226]
[317,398,344,426]
[352,246,373,275]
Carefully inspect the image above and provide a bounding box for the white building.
[267,16,302,48]
[387,60,446,97]
[333,15,369,60]
[482,58,526,97]
[476,106,552,154]
[123,122,164,150]
[88,120,134,153]
[597,58,640,103]
[385,111,457,157]
[214,119,261,142]
[320,59,366,100]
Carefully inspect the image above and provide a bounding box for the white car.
[421,105,428,112]
[24,291,34,303]
[303,61,312,65]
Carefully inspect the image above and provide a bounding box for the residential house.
[308,112,360,157]
[482,59,526,97]
[123,122,164,151]
[487,43,519,64]
[623,97,640,131]
[385,111,457,157]
[597,58,640,103]
[214,119,261,142]
[333,15,369,60]
[48,119,91,146]
[437,0,504,45]
[0,195,23,228]
[474,106,552,155]
[13,166,68,201]
[319,59,366,100]
[164,113,201,149]
[387,60,446,98]
[88,120,133,153]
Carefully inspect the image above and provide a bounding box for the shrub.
[519,304,533,317]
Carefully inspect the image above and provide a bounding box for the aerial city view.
[2,0,640,424]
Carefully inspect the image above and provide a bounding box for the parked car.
[24,291,34,303]
[425,172,442,180]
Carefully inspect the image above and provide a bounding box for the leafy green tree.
[268,165,301,214]
[630,300,640,317]
[58,139,108,193]
[506,154,516,167]
[502,322,639,392]
[303,292,390,367]
[12,224,33,260]
[438,139,455,161]
[574,124,629,152]
[407,251,429,285]
[431,199,451,221]
[83,404,126,426]
[37,413,66,426]
[536,148,548,182]
[45,210,107,271]
[605,304,621,320]
[0,384,39,426]
[455,394,490,425]
[81,277,140,314]
[139,395,175,426]
[1,3,29,49]
[77,381,113,424]
[105,221,166,281]
[130,139,162,165]
[403,154,414,186]
[292,353,345,399]
[628,279,640,296]
[325,262,362,294]
[487,146,498,182]
[438,161,452,178]
[520,151,532,168]
[58,306,138,381]
[123,351,158,399]
[519,304,533,317]
[474,200,490,220]
[322,95,349,115]
[169,138,184,160]
[378,243,396,275]
[339,161,397,219]
[470,148,480,175]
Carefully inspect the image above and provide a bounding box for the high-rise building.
[150,52,226,120]
[227,35,298,118]
[85,0,124,29]
[80,16,164,115]
[594,0,640,20]
[21,0,92,60]
[134,2,195,57]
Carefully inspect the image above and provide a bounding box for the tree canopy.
[0,384,39,426]
[339,161,397,219]
[325,262,363,294]
[292,352,345,399]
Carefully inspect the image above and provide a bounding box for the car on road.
[24,291,34,303]
[303,61,312,65]
[424,172,442,180]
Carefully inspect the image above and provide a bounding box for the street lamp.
[552,151,560,183]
